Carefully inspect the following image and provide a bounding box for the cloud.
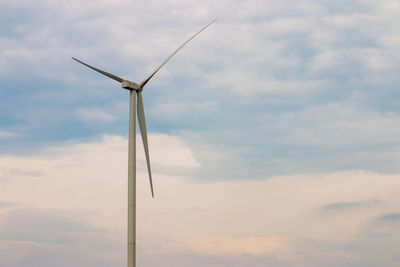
[0,201,21,209]
[379,213,400,222]
[0,208,94,243]
[0,130,19,139]
[322,199,380,211]
[76,108,115,123]
[0,207,123,267]
[184,235,288,256]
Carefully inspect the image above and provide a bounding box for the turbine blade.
[137,91,154,197]
[72,57,124,83]
[139,18,217,88]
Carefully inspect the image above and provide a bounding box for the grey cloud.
[0,168,43,182]
[322,199,380,211]
[0,207,123,267]
[139,251,294,267]
[9,168,43,177]
[0,201,21,209]
[379,213,400,222]
[293,214,400,266]
[0,208,94,243]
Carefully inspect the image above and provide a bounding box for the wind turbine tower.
[72,19,216,267]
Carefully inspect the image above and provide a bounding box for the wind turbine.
[72,19,216,267]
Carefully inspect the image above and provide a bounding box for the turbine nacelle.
[121,80,141,91]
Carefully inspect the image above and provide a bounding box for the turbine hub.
[121,80,141,91]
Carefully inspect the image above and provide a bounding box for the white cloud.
[325,13,377,28]
[0,130,19,139]
[76,108,115,123]
[149,100,220,122]
[145,134,201,168]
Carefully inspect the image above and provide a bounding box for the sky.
[1,0,400,266]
